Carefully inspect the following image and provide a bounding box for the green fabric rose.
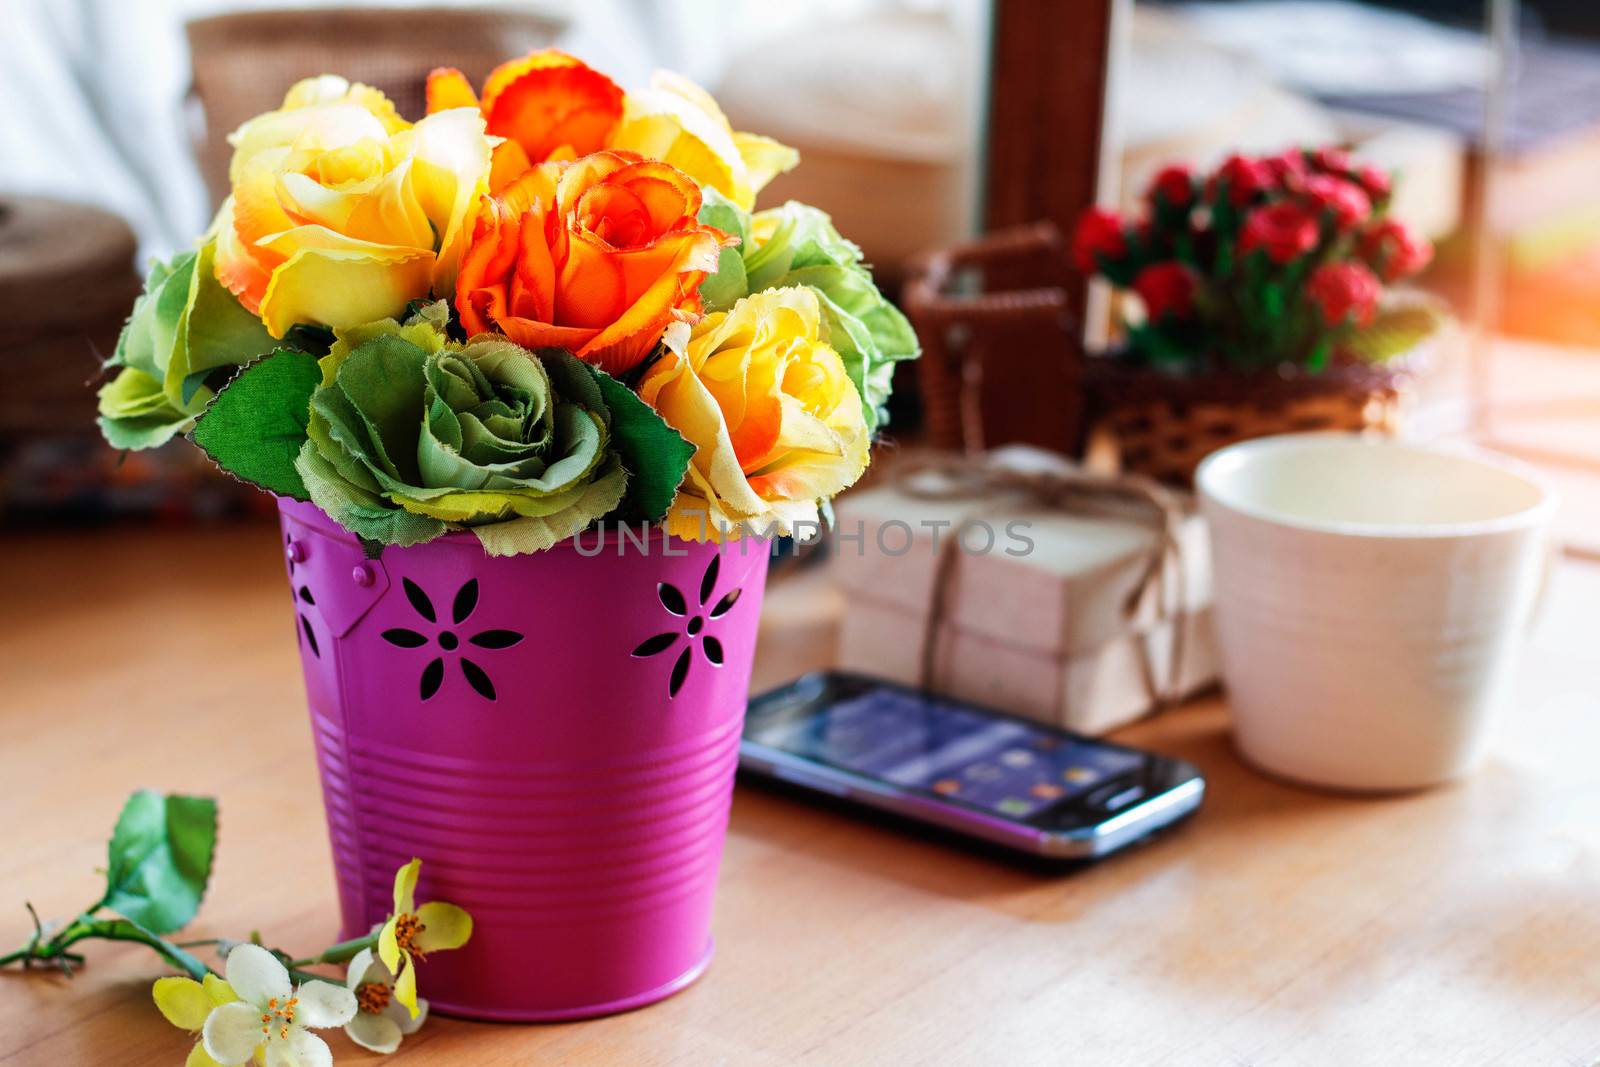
[98,239,278,449]
[294,316,627,555]
[697,192,920,431]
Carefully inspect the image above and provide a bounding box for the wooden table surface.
[3,522,1599,1066]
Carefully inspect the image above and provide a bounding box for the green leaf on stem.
[190,349,322,500]
[102,791,218,936]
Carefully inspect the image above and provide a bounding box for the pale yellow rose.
[638,286,868,541]
[607,71,798,212]
[213,75,492,337]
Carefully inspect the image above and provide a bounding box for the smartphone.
[740,672,1204,860]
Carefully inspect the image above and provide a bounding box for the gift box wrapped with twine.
[833,447,1217,735]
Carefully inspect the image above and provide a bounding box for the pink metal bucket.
[275,498,769,1020]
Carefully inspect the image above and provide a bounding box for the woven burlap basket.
[1085,358,1416,488]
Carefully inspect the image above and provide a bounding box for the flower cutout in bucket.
[631,554,743,698]
[284,532,320,659]
[381,578,524,701]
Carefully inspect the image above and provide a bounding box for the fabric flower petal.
[392,956,420,1019]
[345,1010,403,1054]
[292,981,357,1029]
[640,286,867,540]
[377,917,403,976]
[479,50,624,163]
[204,975,239,1006]
[154,977,213,1031]
[455,149,729,374]
[203,1001,267,1066]
[391,995,428,1035]
[267,1030,333,1067]
[256,241,435,338]
[609,70,796,211]
[210,74,490,337]
[186,1042,231,1067]
[392,857,421,916]
[414,901,474,953]
[223,944,291,1007]
[344,947,383,992]
[425,67,479,113]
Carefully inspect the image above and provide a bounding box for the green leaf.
[588,366,695,523]
[697,186,750,247]
[100,239,283,452]
[113,251,197,379]
[98,414,192,451]
[190,350,323,499]
[98,367,194,449]
[1305,336,1332,372]
[102,791,218,936]
[701,246,749,311]
[167,239,278,406]
[697,187,752,311]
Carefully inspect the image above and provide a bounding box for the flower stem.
[287,932,377,970]
[288,966,346,987]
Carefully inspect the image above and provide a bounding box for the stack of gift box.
[831,448,1217,735]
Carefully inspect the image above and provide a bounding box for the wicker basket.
[1086,358,1416,487]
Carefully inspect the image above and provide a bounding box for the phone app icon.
[997,797,1032,817]
[1029,783,1064,800]
[1062,766,1096,784]
[932,778,961,796]
[967,763,1004,783]
[1000,748,1034,768]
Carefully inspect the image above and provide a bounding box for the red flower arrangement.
[1073,144,1438,373]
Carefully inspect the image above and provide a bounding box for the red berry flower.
[1072,206,1128,272]
[1147,164,1196,210]
[1359,218,1433,282]
[1310,146,1355,175]
[1354,162,1392,202]
[1263,148,1310,190]
[1303,174,1371,230]
[1208,154,1272,206]
[1306,262,1381,327]
[1238,203,1319,264]
[1133,261,1199,322]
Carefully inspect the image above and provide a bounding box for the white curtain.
[0,0,951,262]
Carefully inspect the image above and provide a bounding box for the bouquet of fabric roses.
[99,53,918,554]
[1072,146,1440,375]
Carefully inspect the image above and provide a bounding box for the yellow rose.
[638,286,868,541]
[213,75,492,337]
[607,71,798,212]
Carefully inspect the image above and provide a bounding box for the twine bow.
[892,455,1190,717]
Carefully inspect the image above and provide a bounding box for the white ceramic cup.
[1196,433,1555,791]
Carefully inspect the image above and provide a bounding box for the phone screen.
[746,681,1145,820]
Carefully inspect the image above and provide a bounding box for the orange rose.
[427,51,623,190]
[455,150,733,375]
